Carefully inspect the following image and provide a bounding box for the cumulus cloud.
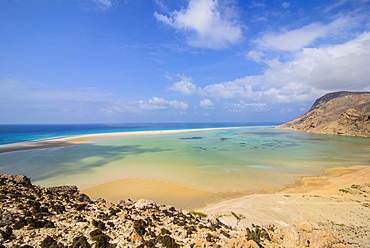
[199,99,215,109]
[169,32,370,105]
[262,31,370,90]
[167,75,200,95]
[140,97,188,110]
[154,0,242,49]
[0,80,188,118]
[255,16,352,51]
[106,97,188,113]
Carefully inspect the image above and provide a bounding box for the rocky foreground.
[0,174,350,247]
[278,91,370,137]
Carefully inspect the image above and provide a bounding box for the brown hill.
[278,91,370,137]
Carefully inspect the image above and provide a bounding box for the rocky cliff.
[0,174,348,247]
[278,91,370,137]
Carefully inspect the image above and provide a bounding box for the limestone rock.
[0,174,350,247]
[278,91,370,137]
[265,220,347,248]
[134,199,157,210]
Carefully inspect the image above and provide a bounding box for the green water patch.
[0,127,369,192]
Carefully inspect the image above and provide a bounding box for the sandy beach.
[82,178,246,209]
[0,127,240,154]
[81,165,370,246]
[1,126,369,246]
[200,165,370,247]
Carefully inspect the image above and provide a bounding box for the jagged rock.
[227,238,260,248]
[134,199,157,210]
[0,174,33,189]
[278,91,370,137]
[0,174,350,247]
[129,229,144,243]
[265,220,346,248]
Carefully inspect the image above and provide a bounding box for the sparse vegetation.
[190,210,208,218]
[89,229,109,247]
[0,174,360,247]
[231,211,245,226]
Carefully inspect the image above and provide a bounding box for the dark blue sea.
[0,123,281,145]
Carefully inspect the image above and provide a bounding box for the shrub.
[40,236,59,248]
[189,211,207,218]
[71,236,91,248]
[0,226,13,240]
[74,203,88,211]
[89,229,109,248]
[138,239,156,248]
[156,235,177,248]
[13,218,26,230]
[133,219,147,236]
[52,204,66,214]
[92,219,106,230]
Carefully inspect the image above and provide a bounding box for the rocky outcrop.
[0,174,349,247]
[278,91,370,137]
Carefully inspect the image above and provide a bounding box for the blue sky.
[1,0,370,124]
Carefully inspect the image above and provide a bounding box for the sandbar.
[0,127,241,154]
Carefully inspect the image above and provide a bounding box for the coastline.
[81,178,247,210]
[0,126,242,154]
[81,165,370,212]
[1,125,369,246]
[199,165,370,244]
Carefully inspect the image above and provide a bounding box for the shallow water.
[0,127,369,195]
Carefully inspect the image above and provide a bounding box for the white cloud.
[262,31,370,90]
[167,75,201,96]
[226,102,269,112]
[249,2,266,8]
[202,79,255,98]
[169,75,257,99]
[106,97,188,113]
[199,99,215,109]
[92,0,114,9]
[255,16,352,51]
[154,0,242,49]
[0,80,188,117]
[143,97,188,110]
[246,50,265,62]
[169,32,370,105]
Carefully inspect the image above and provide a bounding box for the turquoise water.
[0,123,272,145]
[0,126,369,193]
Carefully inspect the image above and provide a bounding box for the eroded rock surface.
[0,174,350,247]
[278,91,370,137]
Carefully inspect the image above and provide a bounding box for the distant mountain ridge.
[278,91,370,137]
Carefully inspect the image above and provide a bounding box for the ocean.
[0,123,369,208]
[0,123,277,145]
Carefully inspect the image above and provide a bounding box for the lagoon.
[0,125,369,208]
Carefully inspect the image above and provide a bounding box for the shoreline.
[198,165,370,246]
[200,165,370,224]
[0,126,243,154]
[81,165,370,211]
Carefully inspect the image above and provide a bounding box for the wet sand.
[0,127,240,153]
[82,178,247,209]
[81,165,370,217]
[200,165,370,246]
[2,127,369,245]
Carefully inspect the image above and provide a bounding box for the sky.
[1,0,370,124]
